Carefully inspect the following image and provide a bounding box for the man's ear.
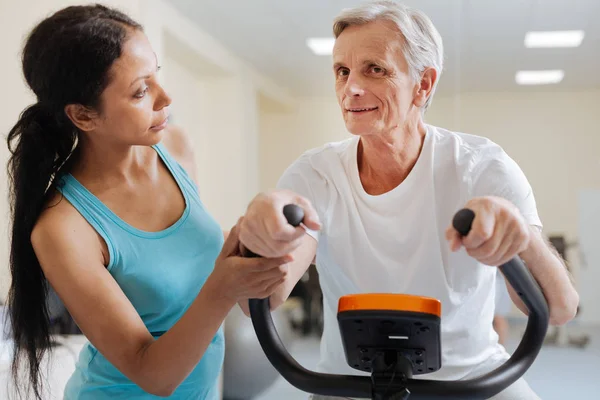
[64,104,100,132]
[413,67,438,108]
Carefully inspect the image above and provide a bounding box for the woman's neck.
[70,136,158,189]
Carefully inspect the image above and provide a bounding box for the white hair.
[333,1,444,112]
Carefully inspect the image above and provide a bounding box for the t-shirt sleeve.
[469,146,543,230]
[276,154,328,241]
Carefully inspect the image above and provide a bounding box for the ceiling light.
[515,70,564,85]
[306,38,335,55]
[524,30,584,48]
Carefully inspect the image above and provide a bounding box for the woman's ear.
[64,104,100,132]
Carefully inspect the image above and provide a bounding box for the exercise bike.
[247,205,549,400]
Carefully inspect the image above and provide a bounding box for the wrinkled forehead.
[332,20,406,66]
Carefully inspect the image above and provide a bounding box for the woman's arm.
[33,201,289,397]
[31,204,235,396]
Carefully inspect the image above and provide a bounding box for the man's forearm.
[269,271,306,310]
[516,227,579,325]
[238,235,317,317]
[237,265,309,317]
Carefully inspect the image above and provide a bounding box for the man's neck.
[357,120,427,195]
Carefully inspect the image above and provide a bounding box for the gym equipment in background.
[248,205,550,400]
[288,264,324,337]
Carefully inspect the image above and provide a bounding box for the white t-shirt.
[277,124,542,381]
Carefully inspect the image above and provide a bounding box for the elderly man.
[239,1,579,399]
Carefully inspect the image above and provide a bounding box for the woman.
[6,5,290,399]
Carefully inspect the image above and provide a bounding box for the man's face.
[332,20,422,137]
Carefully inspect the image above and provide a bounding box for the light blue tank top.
[59,143,225,399]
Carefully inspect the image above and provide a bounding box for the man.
[239,1,579,399]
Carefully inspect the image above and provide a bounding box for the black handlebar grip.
[283,204,305,227]
[452,208,476,237]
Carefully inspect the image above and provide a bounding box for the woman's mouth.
[150,117,169,131]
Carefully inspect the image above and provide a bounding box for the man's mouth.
[347,107,378,113]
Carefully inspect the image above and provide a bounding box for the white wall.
[259,90,600,324]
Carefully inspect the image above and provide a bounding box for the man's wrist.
[518,226,545,270]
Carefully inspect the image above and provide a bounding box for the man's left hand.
[445,196,531,266]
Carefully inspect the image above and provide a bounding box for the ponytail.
[6,102,77,399]
[6,4,143,398]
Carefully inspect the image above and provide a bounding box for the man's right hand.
[239,189,321,258]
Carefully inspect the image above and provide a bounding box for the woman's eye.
[134,87,149,99]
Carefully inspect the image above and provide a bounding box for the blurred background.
[0,0,598,399]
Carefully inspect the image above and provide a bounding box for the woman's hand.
[208,218,293,301]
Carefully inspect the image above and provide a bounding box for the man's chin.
[345,123,380,137]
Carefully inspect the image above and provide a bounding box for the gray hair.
[333,1,444,111]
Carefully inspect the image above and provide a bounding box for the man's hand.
[239,190,321,258]
[445,196,531,266]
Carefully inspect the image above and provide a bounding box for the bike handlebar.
[248,206,549,399]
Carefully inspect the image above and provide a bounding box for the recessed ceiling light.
[306,38,335,55]
[524,30,584,48]
[515,70,565,85]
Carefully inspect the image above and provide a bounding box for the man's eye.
[370,66,385,75]
[337,68,349,77]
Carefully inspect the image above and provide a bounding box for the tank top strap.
[152,142,200,199]
[56,175,119,270]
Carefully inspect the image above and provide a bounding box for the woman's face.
[86,29,172,146]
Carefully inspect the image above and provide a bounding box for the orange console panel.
[338,293,441,317]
